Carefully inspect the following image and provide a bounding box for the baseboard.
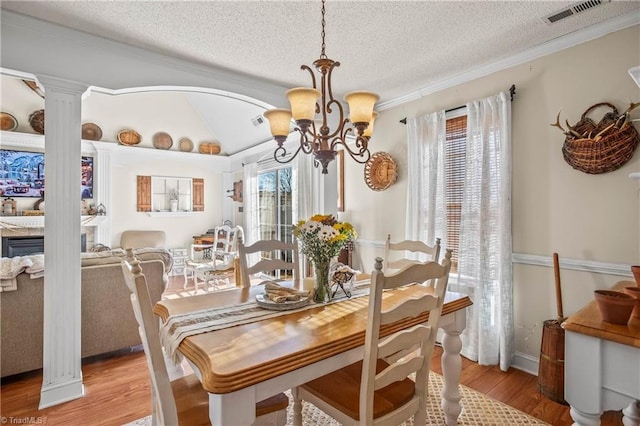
[512,351,539,377]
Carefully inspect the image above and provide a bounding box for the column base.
[39,377,85,409]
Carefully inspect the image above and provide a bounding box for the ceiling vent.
[543,0,610,24]
[251,115,265,126]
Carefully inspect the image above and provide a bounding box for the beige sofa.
[0,248,172,378]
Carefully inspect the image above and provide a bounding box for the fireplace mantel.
[1,130,113,246]
[0,215,107,229]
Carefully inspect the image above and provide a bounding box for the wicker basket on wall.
[553,102,639,174]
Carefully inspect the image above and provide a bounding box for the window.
[444,113,467,271]
[257,167,293,279]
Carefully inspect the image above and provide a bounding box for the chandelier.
[263,0,379,174]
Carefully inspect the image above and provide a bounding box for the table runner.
[160,282,370,364]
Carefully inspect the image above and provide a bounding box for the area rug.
[123,372,550,425]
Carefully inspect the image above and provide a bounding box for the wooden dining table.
[154,280,472,425]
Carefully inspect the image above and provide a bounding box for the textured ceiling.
[1,1,639,155]
[3,0,639,102]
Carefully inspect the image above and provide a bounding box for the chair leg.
[292,387,303,426]
[193,271,202,293]
[183,267,189,289]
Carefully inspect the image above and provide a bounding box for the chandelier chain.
[320,0,327,59]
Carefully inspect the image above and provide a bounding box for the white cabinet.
[151,176,192,212]
[169,247,188,277]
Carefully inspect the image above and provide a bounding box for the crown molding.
[378,10,640,111]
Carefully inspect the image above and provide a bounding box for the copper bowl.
[594,290,635,324]
[631,265,640,287]
[623,287,640,319]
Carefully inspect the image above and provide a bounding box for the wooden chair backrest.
[384,235,441,272]
[213,225,234,253]
[361,249,452,425]
[121,249,178,425]
[237,237,300,288]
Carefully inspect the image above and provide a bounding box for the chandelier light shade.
[363,111,378,138]
[287,88,321,123]
[263,109,292,140]
[264,0,379,174]
[344,91,378,125]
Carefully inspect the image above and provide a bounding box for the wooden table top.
[564,280,640,348]
[154,282,472,394]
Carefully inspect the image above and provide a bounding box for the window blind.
[445,115,467,271]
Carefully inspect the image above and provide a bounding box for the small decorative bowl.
[594,290,635,324]
[623,287,640,319]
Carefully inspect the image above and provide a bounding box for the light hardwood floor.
[0,276,624,425]
[0,346,623,425]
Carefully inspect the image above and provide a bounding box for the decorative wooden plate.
[117,129,142,146]
[179,137,194,152]
[199,141,221,155]
[29,109,45,134]
[82,122,103,141]
[153,131,173,150]
[0,112,18,131]
[364,152,398,191]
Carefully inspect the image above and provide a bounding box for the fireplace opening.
[2,234,86,258]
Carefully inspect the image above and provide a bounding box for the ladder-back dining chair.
[384,235,441,273]
[237,237,300,287]
[121,249,289,426]
[183,242,216,291]
[292,250,452,426]
[193,225,244,290]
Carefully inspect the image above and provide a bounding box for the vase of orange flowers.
[293,214,357,303]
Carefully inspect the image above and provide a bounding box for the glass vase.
[313,260,331,303]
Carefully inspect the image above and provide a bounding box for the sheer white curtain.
[459,91,513,371]
[243,162,259,246]
[292,154,314,225]
[406,91,513,371]
[406,111,447,255]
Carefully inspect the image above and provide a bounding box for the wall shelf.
[0,214,107,229]
[146,211,200,218]
[0,130,232,170]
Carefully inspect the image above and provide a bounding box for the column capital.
[34,74,89,96]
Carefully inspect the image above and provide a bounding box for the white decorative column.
[37,75,89,409]
[91,141,115,246]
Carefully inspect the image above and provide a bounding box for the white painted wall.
[109,150,224,250]
[346,25,640,361]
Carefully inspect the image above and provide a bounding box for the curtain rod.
[399,84,516,125]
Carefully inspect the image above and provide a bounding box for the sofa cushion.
[81,248,173,272]
[120,230,166,249]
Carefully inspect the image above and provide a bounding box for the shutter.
[136,175,151,212]
[192,178,204,211]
